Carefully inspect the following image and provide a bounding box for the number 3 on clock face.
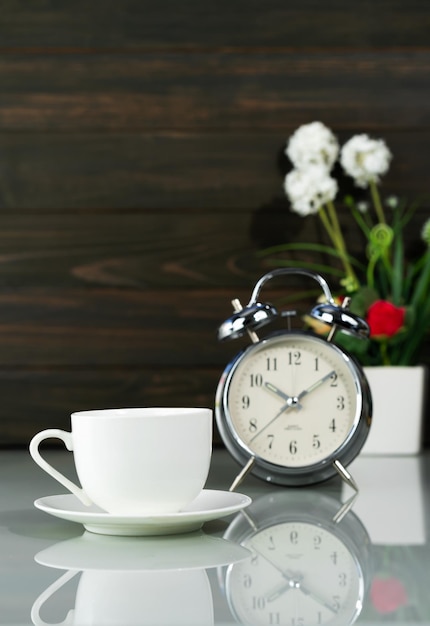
[215,332,371,486]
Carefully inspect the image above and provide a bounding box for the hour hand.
[264,382,302,410]
[264,571,302,602]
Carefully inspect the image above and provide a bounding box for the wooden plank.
[0,287,428,369]
[0,132,279,210]
[0,52,429,132]
[0,366,224,445]
[0,287,323,368]
[1,1,429,49]
[0,211,321,288]
[0,131,429,210]
[0,287,251,367]
[0,207,426,288]
[0,359,429,446]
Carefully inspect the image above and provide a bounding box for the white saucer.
[35,531,251,571]
[34,490,252,536]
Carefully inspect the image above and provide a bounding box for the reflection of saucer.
[35,530,251,572]
[34,490,252,536]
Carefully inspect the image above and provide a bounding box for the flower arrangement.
[260,121,430,366]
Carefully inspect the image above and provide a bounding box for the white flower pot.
[361,366,427,455]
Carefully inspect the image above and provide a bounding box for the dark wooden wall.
[0,1,429,446]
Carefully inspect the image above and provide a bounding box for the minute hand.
[296,370,336,402]
[249,400,293,443]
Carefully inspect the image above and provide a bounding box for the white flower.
[286,121,339,171]
[284,166,338,216]
[422,219,430,246]
[385,195,399,209]
[357,201,369,214]
[340,134,392,188]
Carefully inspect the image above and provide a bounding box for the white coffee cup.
[29,407,212,515]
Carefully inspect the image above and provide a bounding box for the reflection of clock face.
[220,490,371,626]
[226,521,363,626]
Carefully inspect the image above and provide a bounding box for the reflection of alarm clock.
[220,490,372,626]
[215,268,372,489]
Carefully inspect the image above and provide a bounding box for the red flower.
[366,300,405,337]
[370,577,408,614]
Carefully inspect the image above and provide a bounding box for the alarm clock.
[219,489,372,626]
[215,268,372,490]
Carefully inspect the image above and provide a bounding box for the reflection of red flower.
[366,300,405,337]
[370,577,408,614]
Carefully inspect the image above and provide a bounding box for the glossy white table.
[0,448,429,625]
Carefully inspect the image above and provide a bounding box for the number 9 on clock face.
[215,332,371,486]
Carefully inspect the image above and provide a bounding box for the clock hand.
[264,572,303,603]
[250,545,302,601]
[249,385,303,444]
[264,382,302,411]
[252,544,339,612]
[296,370,336,402]
[297,580,339,614]
[265,582,292,602]
[249,400,293,443]
[250,370,336,444]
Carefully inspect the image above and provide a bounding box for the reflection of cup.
[32,569,213,626]
[29,408,212,515]
[32,531,250,626]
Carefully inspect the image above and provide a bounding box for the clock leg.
[332,459,359,492]
[229,456,256,491]
[332,491,359,524]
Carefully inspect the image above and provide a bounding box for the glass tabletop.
[0,448,429,625]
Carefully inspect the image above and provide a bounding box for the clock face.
[219,333,364,469]
[226,521,363,626]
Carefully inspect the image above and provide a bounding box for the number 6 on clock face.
[215,331,371,486]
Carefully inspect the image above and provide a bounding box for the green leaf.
[349,287,378,318]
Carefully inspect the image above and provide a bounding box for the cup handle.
[31,569,78,626]
[29,429,92,506]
